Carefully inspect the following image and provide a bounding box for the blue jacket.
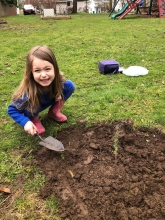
[8,79,75,128]
[8,92,55,127]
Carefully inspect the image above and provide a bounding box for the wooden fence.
[0,2,17,17]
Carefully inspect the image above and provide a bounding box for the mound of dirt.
[0,20,7,24]
[33,120,165,220]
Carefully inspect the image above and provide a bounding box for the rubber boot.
[31,117,45,135]
[48,101,67,123]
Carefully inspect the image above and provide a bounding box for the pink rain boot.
[31,117,45,135]
[48,101,67,123]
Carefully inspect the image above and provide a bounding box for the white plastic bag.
[123,66,148,76]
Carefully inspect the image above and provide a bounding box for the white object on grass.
[43,9,54,17]
[123,66,148,76]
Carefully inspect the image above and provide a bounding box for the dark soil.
[0,20,7,24]
[33,119,165,220]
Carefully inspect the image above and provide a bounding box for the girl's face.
[32,57,55,88]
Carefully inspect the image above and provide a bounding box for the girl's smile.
[32,57,55,87]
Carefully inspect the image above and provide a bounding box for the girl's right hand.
[24,121,37,136]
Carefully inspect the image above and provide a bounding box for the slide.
[111,3,129,19]
[111,0,143,19]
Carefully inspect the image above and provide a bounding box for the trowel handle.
[34,131,44,142]
[34,131,38,136]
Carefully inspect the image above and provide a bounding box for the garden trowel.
[35,131,64,152]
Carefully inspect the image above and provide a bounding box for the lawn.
[0,12,165,219]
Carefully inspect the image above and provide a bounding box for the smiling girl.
[8,46,75,136]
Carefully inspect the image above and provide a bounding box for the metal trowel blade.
[39,136,64,152]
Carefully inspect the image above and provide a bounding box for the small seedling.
[112,131,120,159]
[60,154,65,160]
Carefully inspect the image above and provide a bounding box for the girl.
[8,45,75,136]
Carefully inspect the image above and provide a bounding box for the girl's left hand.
[55,94,62,101]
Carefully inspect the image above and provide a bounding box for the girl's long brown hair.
[12,45,65,114]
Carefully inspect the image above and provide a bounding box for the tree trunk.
[109,0,112,11]
[72,0,77,13]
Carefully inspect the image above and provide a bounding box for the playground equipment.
[109,0,165,19]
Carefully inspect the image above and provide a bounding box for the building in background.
[88,0,109,13]
[20,0,110,14]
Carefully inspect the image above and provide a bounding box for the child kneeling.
[8,45,75,136]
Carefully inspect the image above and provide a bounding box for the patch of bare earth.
[33,120,165,220]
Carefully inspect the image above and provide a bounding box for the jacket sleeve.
[7,103,30,128]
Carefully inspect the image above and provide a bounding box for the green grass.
[0,12,165,219]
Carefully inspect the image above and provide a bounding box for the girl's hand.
[55,94,62,101]
[24,121,37,136]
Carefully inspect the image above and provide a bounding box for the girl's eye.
[46,68,51,71]
[34,70,40,73]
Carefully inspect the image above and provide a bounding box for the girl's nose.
[41,71,46,77]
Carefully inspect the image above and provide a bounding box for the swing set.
[109,0,165,19]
